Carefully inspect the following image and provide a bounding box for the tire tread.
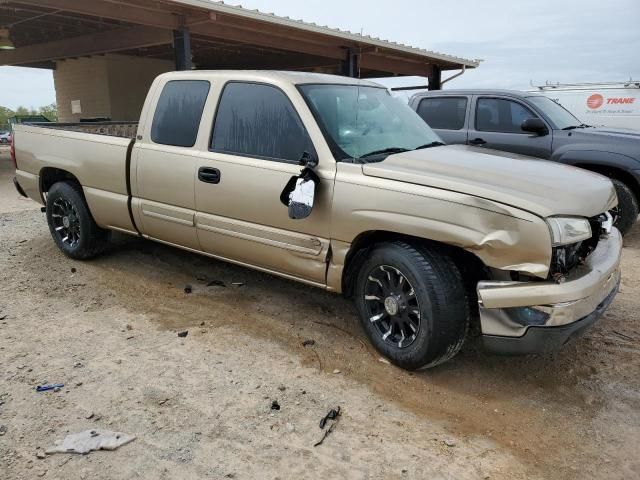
[355,240,470,370]
[46,182,110,260]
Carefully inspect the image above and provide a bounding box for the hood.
[565,127,640,162]
[578,126,640,139]
[361,144,617,218]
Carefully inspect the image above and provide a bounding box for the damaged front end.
[476,210,621,355]
[550,211,616,282]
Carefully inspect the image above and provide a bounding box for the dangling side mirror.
[280,151,320,220]
[289,174,316,219]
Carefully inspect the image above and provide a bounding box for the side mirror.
[280,167,320,220]
[521,118,549,135]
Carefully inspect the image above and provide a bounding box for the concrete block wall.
[54,57,110,122]
[54,54,174,123]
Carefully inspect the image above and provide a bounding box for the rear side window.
[211,82,314,162]
[416,97,467,130]
[476,98,537,133]
[151,80,210,147]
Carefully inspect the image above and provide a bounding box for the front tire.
[354,242,469,370]
[611,179,639,236]
[46,182,110,259]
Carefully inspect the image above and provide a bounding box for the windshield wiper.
[562,123,591,130]
[414,141,445,150]
[359,147,410,159]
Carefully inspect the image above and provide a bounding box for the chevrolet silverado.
[11,71,622,369]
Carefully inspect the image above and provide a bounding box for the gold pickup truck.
[11,71,622,369]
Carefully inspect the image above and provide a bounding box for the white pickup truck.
[10,71,622,369]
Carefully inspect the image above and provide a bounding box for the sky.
[1,0,639,110]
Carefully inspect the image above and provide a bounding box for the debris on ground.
[184,285,193,294]
[314,406,341,447]
[231,282,245,287]
[378,357,391,365]
[302,339,315,347]
[177,330,189,338]
[36,450,46,459]
[443,439,457,448]
[36,384,64,392]
[278,385,286,391]
[0,314,7,320]
[0,425,7,436]
[319,407,341,429]
[270,400,280,411]
[71,267,77,273]
[332,369,341,374]
[612,330,634,341]
[45,429,136,455]
[207,279,226,287]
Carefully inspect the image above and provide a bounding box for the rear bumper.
[13,176,27,198]
[477,228,622,354]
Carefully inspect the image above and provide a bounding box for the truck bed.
[28,121,138,139]
[13,123,137,234]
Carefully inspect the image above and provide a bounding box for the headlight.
[547,217,592,246]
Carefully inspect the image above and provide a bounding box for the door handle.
[469,138,487,146]
[198,167,221,184]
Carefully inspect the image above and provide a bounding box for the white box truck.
[531,81,640,130]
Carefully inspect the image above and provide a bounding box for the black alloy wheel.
[363,265,421,349]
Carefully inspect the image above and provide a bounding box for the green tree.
[0,106,14,131]
[0,104,58,130]
[39,103,58,121]
[14,106,33,116]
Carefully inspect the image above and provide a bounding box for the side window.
[211,82,314,162]
[476,98,538,133]
[151,80,210,147]
[416,97,467,130]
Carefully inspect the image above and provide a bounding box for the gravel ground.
[1,151,638,479]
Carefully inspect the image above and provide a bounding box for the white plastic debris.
[45,429,136,455]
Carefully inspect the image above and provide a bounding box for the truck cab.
[410,89,640,235]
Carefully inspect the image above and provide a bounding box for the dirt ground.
[1,148,638,479]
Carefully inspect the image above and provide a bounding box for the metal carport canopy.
[0,0,479,85]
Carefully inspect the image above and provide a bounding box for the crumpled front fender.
[326,165,554,293]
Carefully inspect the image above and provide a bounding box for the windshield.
[299,84,443,161]
[526,96,583,130]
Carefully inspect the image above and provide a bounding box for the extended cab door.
[194,81,335,285]
[468,96,552,158]
[130,79,211,250]
[412,95,470,145]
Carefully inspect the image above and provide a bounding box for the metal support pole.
[428,66,442,90]
[173,27,192,71]
[342,48,359,78]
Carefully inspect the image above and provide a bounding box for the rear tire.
[46,182,110,259]
[354,241,469,370]
[612,179,638,236]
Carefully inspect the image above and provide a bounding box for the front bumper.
[477,228,622,354]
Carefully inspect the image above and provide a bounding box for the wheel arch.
[340,230,487,299]
[40,167,83,197]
